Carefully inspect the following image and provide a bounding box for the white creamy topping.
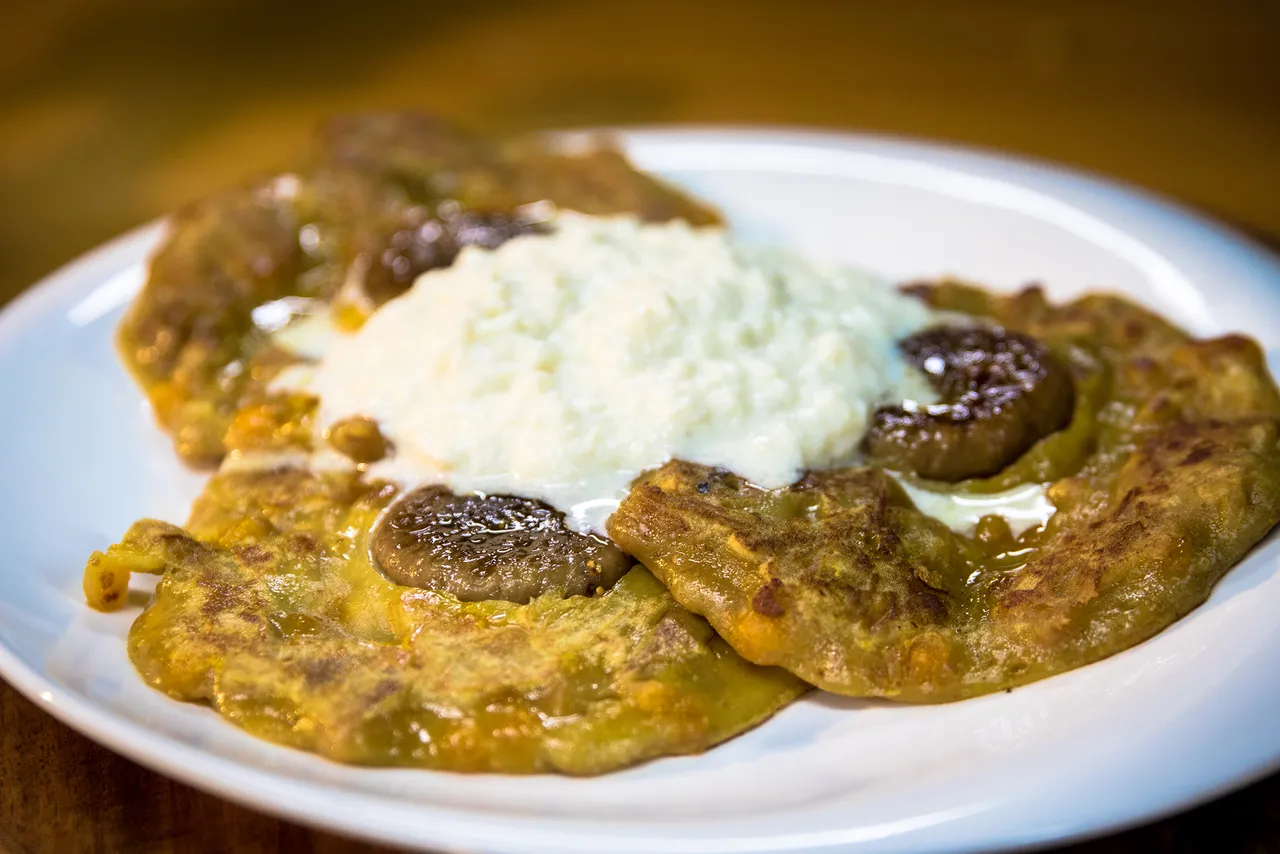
[268,362,317,394]
[272,311,341,361]
[308,213,940,533]
[892,477,1056,537]
[218,447,355,475]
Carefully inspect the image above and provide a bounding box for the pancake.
[608,282,1280,701]
[85,467,806,774]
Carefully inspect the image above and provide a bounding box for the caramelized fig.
[371,486,631,603]
[359,203,547,304]
[865,326,1075,481]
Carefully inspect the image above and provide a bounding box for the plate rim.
[3,126,1280,854]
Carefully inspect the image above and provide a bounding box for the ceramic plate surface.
[3,130,1280,854]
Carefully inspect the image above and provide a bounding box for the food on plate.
[87,116,807,774]
[86,468,804,774]
[84,112,1280,774]
[119,114,718,465]
[301,212,938,522]
[608,282,1280,701]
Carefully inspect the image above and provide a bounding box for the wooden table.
[2,1,1279,851]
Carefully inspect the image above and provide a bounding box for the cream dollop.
[308,213,940,532]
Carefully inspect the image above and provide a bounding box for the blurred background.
[2,0,1278,303]
[2,2,1280,850]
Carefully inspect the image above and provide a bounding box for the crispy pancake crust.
[608,284,1280,701]
[85,468,805,774]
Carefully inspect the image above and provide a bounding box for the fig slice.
[864,326,1075,481]
[372,486,631,603]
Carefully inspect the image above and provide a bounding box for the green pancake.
[86,467,805,774]
[609,283,1280,701]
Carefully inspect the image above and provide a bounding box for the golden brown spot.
[751,578,786,618]
[235,544,273,566]
[289,533,319,554]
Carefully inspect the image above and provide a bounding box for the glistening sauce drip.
[892,476,1055,537]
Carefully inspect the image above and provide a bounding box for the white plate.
[2,129,1280,854]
